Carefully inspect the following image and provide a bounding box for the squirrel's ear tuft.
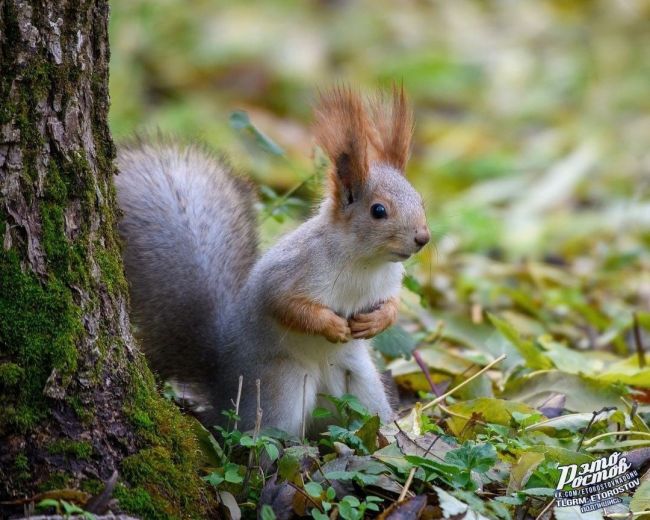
[313,86,369,205]
[368,83,413,173]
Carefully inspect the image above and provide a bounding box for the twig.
[576,407,616,451]
[301,374,308,441]
[583,430,650,447]
[254,379,262,439]
[312,459,335,488]
[412,349,443,397]
[535,498,555,520]
[233,375,243,431]
[421,355,506,412]
[633,313,646,368]
[241,379,263,500]
[398,467,416,502]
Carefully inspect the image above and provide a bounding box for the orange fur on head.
[367,84,414,172]
[313,86,370,206]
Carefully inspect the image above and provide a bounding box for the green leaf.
[373,443,412,474]
[405,455,462,486]
[502,370,625,412]
[190,418,224,467]
[260,504,277,520]
[339,394,371,417]
[61,500,84,515]
[278,453,300,482]
[312,407,333,419]
[304,481,323,497]
[432,486,471,517]
[311,510,329,520]
[341,495,360,507]
[526,446,593,465]
[507,452,545,494]
[239,435,254,447]
[445,441,497,474]
[373,325,418,359]
[488,314,553,370]
[338,500,358,520]
[224,465,243,484]
[524,410,616,433]
[445,398,538,437]
[355,414,380,453]
[203,472,225,487]
[324,470,378,486]
[403,274,427,305]
[537,335,619,375]
[264,442,280,461]
[630,479,650,513]
[229,110,285,156]
[598,356,650,388]
[37,499,61,511]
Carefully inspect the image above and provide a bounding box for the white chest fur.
[276,260,403,369]
[310,261,404,318]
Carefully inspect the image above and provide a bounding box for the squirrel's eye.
[371,203,387,219]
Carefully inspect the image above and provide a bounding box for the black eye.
[371,203,387,219]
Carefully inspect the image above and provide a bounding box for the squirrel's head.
[314,85,430,262]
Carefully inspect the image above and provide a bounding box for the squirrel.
[115,86,430,436]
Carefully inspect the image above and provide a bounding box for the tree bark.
[0,1,215,517]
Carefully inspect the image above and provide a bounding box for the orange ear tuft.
[367,83,413,172]
[313,86,370,205]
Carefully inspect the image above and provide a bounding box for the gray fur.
[116,140,429,435]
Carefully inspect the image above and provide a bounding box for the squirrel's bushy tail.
[115,139,258,384]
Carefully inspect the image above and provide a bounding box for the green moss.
[114,485,171,520]
[80,478,104,495]
[14,453,29,472]
[67,396,94,424]
[96,247,128,294]
[0,363,24,387]
[0,250,83,433]
[48,439,93,460]
[116,362,216,519]
[38,471,74,492]
[13,453,31,483]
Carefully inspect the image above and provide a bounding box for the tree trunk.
[0,1,216,517]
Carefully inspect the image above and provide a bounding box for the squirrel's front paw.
[322,311,352,343]
[349,298,398,339]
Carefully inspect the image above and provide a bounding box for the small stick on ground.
[301,373,308,441]
[254,378,262,439]
[233,375,243,430]
[576,407,616,451]
[535,498,555,520]
[241,379,263,501]
[398,467,416,502]
[633,313,646,368]
[413,349,443,397]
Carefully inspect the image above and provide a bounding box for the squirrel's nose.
[414,228,430,249]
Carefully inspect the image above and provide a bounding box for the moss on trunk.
[0,1,216,517]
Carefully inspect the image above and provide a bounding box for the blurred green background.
[108,0,650,337]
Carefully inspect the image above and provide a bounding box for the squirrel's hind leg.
[327,343,395,424]
[260,361,319,438]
